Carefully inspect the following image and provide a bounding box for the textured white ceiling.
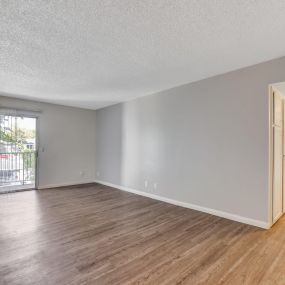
[1,1,285,110]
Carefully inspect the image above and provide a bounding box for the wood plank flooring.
[0,183,285,285]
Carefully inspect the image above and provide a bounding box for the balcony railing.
[0,152,36,186]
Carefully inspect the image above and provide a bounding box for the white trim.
[0,106,42,117]
[268,85,274,228]
[37,180,94,190]
[95,180,270,229]
[273,212,283,225]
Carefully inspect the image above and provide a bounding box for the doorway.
[269,84,285,226]
[0,114,37,193]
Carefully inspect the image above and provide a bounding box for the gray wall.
[0,96,96,188]
[96,57,285,223]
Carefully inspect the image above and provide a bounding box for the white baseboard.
[95,179,270,229]
[37,180,95,190]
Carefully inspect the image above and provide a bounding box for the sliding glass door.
[0,115,37,193]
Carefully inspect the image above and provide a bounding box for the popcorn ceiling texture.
[1,0,285,109]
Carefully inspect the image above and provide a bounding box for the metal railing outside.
[0,151,36,186]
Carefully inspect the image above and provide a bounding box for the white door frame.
[269,85,284,227]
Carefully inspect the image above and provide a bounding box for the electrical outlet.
[96,171,100,177]
[153,183,158,190]
[144,180,148,188]
[80,171,85,177]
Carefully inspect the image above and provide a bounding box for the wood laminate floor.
[0,183,285,285]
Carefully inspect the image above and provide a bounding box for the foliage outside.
[1,126,35,174]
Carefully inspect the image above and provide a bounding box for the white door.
[272,90,283,223]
